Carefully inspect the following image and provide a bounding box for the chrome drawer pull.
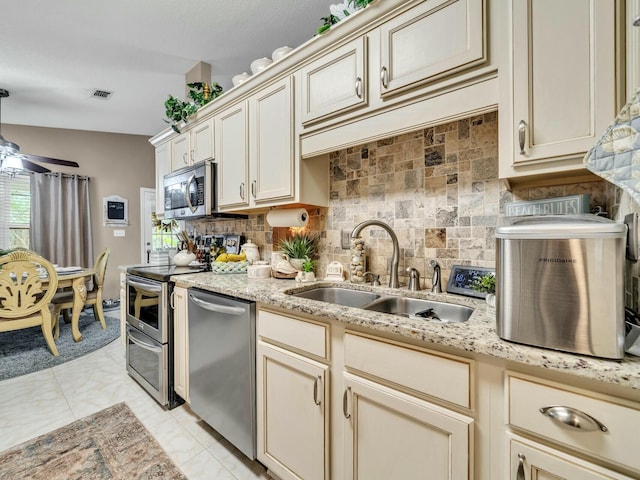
[516,453,525,480]
[313,376,321,406]
[518,120,527,155]
[539,405,608,432]
[355,77,362,98]
[380,67,389,89]
[343,386,351,418]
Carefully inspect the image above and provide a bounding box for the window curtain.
[0,176,10,249]
[30,173,94,268]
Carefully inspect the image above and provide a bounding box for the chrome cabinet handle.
[380,67,389,89]
[343,386,351,418]
[516,453,525,480]
[190,149,194,161]
[313,376,321,406]
[518,120,527,155]
[183,152,188,164]
[355,77,362,98]
[251,180,257,198]
[240,182,245,200]
[169,290,175,310]
[539,406,608,432]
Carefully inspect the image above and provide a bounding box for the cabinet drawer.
[507,374,640,472]
[344,332,472,408]
[257,310,328,359]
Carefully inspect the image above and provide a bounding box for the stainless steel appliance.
[496,215,627,359]
[188,288,257,460]
[125,264,205,408]
[163,161,246,220]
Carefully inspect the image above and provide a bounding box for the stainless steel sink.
[363,296,473,323]
[291,287,381,308]
[289,286,473,323]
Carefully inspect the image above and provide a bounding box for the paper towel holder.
[266,207,309,227]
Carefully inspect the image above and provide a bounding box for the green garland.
[164,82,224,133]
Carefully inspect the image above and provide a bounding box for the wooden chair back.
[93,247,110,289]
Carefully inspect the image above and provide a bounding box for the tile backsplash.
[194,111,640,299]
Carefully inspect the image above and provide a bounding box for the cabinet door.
[171,132,190,171]
[343,372,473,480]
[173,286,189,403]
[511,0,616,164]
[257,341,329,480]
[250,76,295,203]
[509,436,634,480]
[154,142,170,217]
[379,0,485,96]
[190,119,214,163]
[215,101,249,208]
[300,37,367,124]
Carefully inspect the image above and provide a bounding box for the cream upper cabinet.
[343,372,473,480]
[300,37,367,125]
[378,0,486,97]
[215,101,250,209]
[170,132,190,171]
[499,0,620,181]
[172,286,189,403]
[154,141,170,217]
[190,118,214,164]
[256,341,329,480]
[249,76,295,204]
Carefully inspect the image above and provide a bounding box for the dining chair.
[52,247,110,339]
[0,249,60,356]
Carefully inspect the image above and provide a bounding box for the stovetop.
[127,264,207,282]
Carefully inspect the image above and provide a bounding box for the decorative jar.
[349,238,366,283]
[250,57,273,74]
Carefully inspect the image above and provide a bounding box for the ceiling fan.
[0,89,80,174]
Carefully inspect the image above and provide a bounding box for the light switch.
[341,229,352,249]
[113,229,125,237]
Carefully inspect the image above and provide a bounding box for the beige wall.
[4,124,155,300]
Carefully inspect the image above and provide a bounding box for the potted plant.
[277,232,319,271]
[471,272,496,307]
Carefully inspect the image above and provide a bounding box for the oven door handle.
[128,328,163,353]
[189,294,246,315]
[186,173,198,213]
[127,279,163,292]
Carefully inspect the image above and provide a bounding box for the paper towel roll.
[266,208,309,227]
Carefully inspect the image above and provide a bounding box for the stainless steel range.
[125,264,205,409]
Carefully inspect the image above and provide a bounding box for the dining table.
[54,268,96,342]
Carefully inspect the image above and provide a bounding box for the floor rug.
[0,402,186,480]
[0,308,121,381]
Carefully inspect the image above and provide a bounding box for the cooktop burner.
[127,264,207,282]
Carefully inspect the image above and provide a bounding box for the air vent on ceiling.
[90,89,113,100]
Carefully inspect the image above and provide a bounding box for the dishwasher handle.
[189,294,246,316]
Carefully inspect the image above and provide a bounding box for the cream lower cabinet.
[256,341,329,480]
[172,286,189,403]
[509,435,634,480]
[343,372,473,480]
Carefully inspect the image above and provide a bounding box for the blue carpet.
[0,308,121,381]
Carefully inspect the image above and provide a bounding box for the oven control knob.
[138,321,144,330]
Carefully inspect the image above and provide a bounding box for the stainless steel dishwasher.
[188,288,256,460]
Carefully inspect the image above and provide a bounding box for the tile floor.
[0,339,270,480]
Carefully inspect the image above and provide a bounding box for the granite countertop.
[173,273,640,391]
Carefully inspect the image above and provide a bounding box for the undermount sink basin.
[289,286,473,323]
[363,296,473,323]
[291,287,381,308]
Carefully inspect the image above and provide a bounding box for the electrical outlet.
[341,229,352,249]
[113,229,125,237]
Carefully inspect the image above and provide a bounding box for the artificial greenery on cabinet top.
[164,82,223,133]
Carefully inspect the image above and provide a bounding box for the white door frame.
[140,187,156,264]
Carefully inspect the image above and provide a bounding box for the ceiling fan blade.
[23,153,79,168]
[21,158,52,173]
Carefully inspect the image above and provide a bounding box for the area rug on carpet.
[0,402,186,480]
[0,308,120,381]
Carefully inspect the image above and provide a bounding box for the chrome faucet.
[351,220,400,288]
[429,260,442,293]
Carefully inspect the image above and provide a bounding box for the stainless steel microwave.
[163,161,215,220]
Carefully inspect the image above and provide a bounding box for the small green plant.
[278,233,319,260]
[302,256,315,273]
[316,0,374,35]
[164,82,224,133]
[471,273,496,294]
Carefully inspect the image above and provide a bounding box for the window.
[151,213,180,250]
[0,174,30,250]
